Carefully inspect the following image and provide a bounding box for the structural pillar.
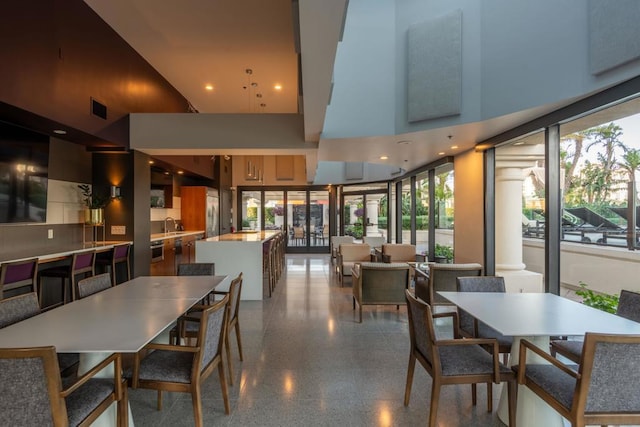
[366,199,380,237]
[495,160,543,293]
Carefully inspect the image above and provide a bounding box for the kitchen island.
[195,230,280,300]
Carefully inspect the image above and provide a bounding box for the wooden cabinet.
[150,237,177,276]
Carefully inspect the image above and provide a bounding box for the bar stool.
[0,258,39,300]
[96,243,131,286]
[37,250,96,307]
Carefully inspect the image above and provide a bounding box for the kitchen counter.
[202,230,279,243]
[150,230,204,242]
[0,241,132,264]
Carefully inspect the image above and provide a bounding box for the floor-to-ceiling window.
[415,171,429,254]
[240,190,261,231]
[434,165,454,262]
[264,190,285,231]
[400,179,411,243]
[341,183,389,241]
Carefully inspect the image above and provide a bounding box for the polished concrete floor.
[128,254,507,426]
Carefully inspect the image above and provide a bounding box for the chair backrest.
[358,262,410,303]
[72,251,95,275]
[363,236,386,249]
[0,258,39,298]
[456,276,505,335]
[616,290,640,322]
[177,263,215,276]
[0,292,40,328]
[381,244,417,262]
[293,226,304,238]
[429,263,483,305]
[0,346,67,426]
[196,294,229,375]
[405,290,436,370]
[77,273,112,299]
[576,333,640,414]
[339,243,371,262]
[112,243,130,262]
[228,273,243,322]
[331,236,355,254]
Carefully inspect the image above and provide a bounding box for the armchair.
[380,243,422,263]
[336,243,372,285]
[415,263,483,307]
[404,290,516,427]
[330,236,355,267]
[351,262,410,322]
[517,333,640,427]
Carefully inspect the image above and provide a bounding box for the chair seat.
[439,345,512,377]
[57,353,80,376]
[65,378,116,427]
[550,339,584,360]
[136,349,194,384]
[513,364,578,410]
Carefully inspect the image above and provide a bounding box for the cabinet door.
[163,238,176,275]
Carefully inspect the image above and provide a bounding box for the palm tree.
[561,132,586,198]
[584,123,625,200]
[618,148,640,203]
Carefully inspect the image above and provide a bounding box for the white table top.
[438,292,640,337]
[0,275,229,353]
[202,230,279,243]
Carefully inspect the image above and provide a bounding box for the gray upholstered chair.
[77,273,112,299]
[517,333,640,427]
[130,295,231,424]
[415,263,483,307]
[0,292,79,378]
[550,289,640,363]
[456,276,512,364]
[0,346,127,427]
[172,273,244,386]
[177,262,216,303]
[380,243,421,263]
[352,262,410,323]
[404,290,516,427]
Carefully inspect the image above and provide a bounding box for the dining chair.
[550,289,640,363]
[173,273,244,385]
[129,295,231,425]
[0,257,38,300]
[177,262,216,303]
[0,292,80,378]
[404,290,516,427]
[0,346,127,427]
[96,243,131,286]
[77,273,112,299]
[517,333,640,427]
[38,250,96,307]
[415,262,483,308]
[456,276,512,364]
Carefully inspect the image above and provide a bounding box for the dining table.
[437,291,640,427]
[0,274,231,427]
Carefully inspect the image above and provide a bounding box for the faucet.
[164,217,177,234]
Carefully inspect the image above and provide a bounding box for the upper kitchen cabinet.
[181,186,219,238]
[150,167,173,208]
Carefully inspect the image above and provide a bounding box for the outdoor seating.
[414,263,483,307]
[517,333,640,427]
[403,290,516,427]
[336,243,372,285]
[351,262,410,322]
[550,289,640,363]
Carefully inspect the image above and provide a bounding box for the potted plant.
[78,184,110,225]
[434,243,454,263]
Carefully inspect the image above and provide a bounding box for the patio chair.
[517,333,640,427]
[404,290,516,427]
[550,289,640,363]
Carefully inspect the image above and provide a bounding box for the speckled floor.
[128,254,507,426]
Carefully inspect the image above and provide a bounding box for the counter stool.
[37,250,96,308]
[96,243,131,286]
[0,258,39,300]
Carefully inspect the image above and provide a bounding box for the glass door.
[286,189,330,253]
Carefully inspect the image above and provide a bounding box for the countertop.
[150,230,205,242]
[1,241,131,264]
[202,230,279,243]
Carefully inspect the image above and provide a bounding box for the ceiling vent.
[91,98,107,120]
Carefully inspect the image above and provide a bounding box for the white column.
[494,161,543,293]
[349,202,358,225]
[366,199,380,236]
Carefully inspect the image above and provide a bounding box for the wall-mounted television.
[0,121,49,223]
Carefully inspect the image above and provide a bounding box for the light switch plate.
[111,225,126,235]
[47,229,54,239]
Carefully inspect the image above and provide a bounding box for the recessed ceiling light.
[397,140,412,145]
[438,152,445,155]
[205,84,214,91]
[274,84,282,91]
[164,171,170,175]
[148,160,154,165]
[513,141,525,146]
[177,170,184,175]
[380,156,388,160]
[451,145,459,149]
[53,129,67,135]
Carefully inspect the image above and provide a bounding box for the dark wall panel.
[0,0,190,146]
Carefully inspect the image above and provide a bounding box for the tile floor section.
[128,254,508,426]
